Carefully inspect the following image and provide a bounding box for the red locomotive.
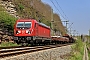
[14,19,51,45]
[14,19,75,45]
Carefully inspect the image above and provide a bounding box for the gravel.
[1,45,72,60]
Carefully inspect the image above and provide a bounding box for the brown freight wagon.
[51,36,69,44]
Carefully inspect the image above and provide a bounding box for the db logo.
[22,31,25,34]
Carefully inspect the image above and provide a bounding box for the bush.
[0,42,19,47]
[0,11,17,31]
[69,39,84,60]
[18,4,24,11]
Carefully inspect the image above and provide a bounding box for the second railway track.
[0,43,72,58]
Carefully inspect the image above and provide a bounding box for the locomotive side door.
[35,23,38,36]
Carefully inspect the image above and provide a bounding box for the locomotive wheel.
[14,40,20,44]
[21,43,28,46]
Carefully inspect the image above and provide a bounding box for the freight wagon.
[51,36,69,44]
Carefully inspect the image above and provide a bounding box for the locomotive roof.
[16,19,35,22]
[16,19,50,29]
[38,22,50,29]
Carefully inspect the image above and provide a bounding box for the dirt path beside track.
[83,44,89,60]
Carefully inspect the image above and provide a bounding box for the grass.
[0,42,20,47]
[69,38,84,60]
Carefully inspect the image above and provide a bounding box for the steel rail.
[0,43,72,58]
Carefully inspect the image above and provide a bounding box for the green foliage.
[40,18,51,27]
[0,11,17,31]
[0,5,5,11]
[46,21,51,27]
[0,42,19,47]
[69,40,84,60]
[18,4,24,11]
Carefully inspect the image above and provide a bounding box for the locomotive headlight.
[26,30,30,34]
[16,30,21,34]
[18,31,21,33]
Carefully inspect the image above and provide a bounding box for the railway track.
[0,43,72,58]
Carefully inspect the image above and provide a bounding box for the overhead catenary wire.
[49,0,78,34]
[55,0,69,20]
[50,0,67,20]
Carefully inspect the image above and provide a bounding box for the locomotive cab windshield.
[16,22,31,29]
